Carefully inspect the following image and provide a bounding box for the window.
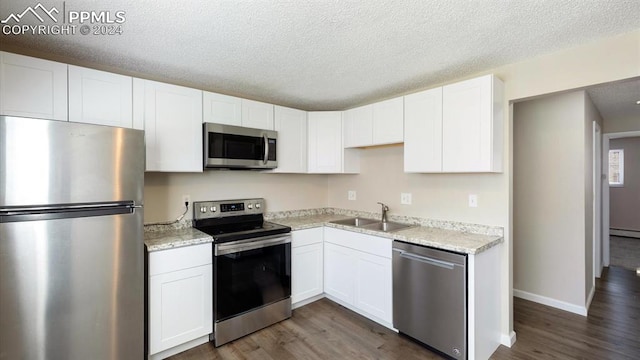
[608,149,624,186]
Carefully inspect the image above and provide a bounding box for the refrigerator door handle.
[0,201,138,223]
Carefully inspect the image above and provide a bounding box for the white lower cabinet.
[291,228,324,306]
[148,244,212,360]
[323,227,393,327]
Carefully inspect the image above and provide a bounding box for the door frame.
[602,130,640,267]
[593,122,602,278]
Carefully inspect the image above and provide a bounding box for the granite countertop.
[144,227,212,252]
[144,209,503,255]
[269,213,503,255]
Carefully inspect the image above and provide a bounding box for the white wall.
[513,91,588,309]
[144,172,328,223]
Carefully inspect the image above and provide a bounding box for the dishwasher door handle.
[393,249,455,270]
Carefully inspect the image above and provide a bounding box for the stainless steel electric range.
[192,198,291,347]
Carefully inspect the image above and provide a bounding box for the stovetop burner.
[192,198,291,243]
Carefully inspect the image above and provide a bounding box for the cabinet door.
[372,97,404,145]
[241,99,274,130]
[355,252,392,324]
[149,264,213,355]
[134,79,203,172]
[404,87,443,172]
[68,65,134,128]
[202,91,242,126]
[442,75,494,172]
[271,105,307,173]
[292,243,324,304]
[323,242,356,305]
[307,111,343,173]
[343,104,373,148]
[0,52,67,121]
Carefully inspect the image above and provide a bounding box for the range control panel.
[193,198,265,220]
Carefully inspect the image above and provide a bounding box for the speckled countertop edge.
[145,208,504,254]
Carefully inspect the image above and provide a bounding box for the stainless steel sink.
[362,221,414,232]
[330,217,379,227]
[330,218,414,233]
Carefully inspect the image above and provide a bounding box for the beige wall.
[609,137,640,232]
[603,116,640,134]
[513,91,589,307]
[143,172,328,224]
[328,145,505,226]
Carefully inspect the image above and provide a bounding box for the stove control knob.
[255,203,261,209]
[200,206,207,213]
[210,206,217,212]
[247,204,253,210]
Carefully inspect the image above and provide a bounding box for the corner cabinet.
[271,105,308,173]
[291,228,324,307]
[0,51,67,121]
[68,65,136,128]
[133,79,203,172]
[307,111,359,174]
[323,227,393,328]
[148,244,213,360]
[404,74,503,173]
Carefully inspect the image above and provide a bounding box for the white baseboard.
[610,229,640,238]
[513,289,587,316]
[500,331,516,347]
[292,294,325,309]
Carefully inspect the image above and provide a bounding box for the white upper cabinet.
[343,104,373,148]
[0,51,67,121]
[271,105,308,173]
[68,65,135,128]
[404,74,503,173]
[202,91,242,126]
[442,74,503,172]
[241,99,274,130]
[133,79,203,172]
[343,96,403,148]
[308,111,359,174]
[372,96,404,145]
[404,87,443,172]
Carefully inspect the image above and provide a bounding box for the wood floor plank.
[168,266,640,360]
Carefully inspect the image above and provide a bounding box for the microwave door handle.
[263,133,269,165]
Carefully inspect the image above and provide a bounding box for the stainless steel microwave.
[203,123,277,169]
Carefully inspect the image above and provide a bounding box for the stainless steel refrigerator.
[0,116,145,359]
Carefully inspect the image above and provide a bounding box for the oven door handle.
[215,234,291,256]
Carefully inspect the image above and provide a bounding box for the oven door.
[204,123,277,169]
[214,234,291,322]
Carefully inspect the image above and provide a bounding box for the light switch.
[348,190,356,201]
[468,194,478,208]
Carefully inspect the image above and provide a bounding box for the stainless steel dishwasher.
[392,240,467,359]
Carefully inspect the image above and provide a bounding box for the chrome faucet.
[377,202,389,223]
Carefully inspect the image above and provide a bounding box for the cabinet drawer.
[149,243,212,276]
[292,227,323,248]
[324,227,391,259]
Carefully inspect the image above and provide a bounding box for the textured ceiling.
[1,0,639,110]
[588,79,640,121]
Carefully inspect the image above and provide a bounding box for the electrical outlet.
[348,190,357,201]
[468,194,478,208]
[400,193,412,205]
[182,195,191,207]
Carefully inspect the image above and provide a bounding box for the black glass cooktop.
[194,217,290,244]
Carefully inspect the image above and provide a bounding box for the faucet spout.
[377,202,389,223]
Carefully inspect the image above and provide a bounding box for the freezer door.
[0,116,144,206]
[0,208,144,360]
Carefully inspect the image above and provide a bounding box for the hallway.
[610,235,640,271]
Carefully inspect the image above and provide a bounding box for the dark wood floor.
[170,266,639,360]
